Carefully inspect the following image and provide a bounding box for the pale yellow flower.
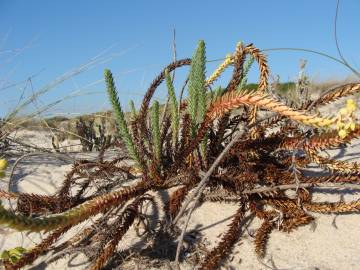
[206,53,233,86]
[0,159,7,178]
[346,99,357,113]
[339,107,348,116]
[344,121,355,131]
[335,99,358,137]
[349,122,356,131]
[336,120,345,130]
[338,129,348,139]
[0,159,8,171]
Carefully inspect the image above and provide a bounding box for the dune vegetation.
[0,41,360,270]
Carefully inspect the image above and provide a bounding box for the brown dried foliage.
[254,220,274,258]
[90,196,150,270]
[199,203,246,270]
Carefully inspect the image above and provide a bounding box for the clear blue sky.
[0,0,359,118]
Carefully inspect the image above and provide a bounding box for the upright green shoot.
[104,69,142,169]
[165,69,180,148]
[129,100,137,120]
[188,40,206,135]
[237,56,255,92]
[151,100,161,161]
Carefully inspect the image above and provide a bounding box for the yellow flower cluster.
[336,99,357,139]
[0,158,8,178]
[205,54,233,86]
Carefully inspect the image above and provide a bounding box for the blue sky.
[0,0,359,118]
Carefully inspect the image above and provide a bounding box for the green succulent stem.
[129,100,137,120]
[151,100,161,161]
[104,69,142,169]
[237,56,255,92]
[0,182,149,232]
[186,40,208,159]
[165,69,180,148]
[212,86,225,100]
[188,40,206,136]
